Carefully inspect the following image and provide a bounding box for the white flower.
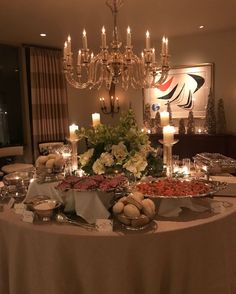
[139,143,153,156]
[123,152,148,178]
[92,159,105,175]
[79,148,94,166]
[100,152,114,167]
[111,142,128,163]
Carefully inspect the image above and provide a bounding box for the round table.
[0,196,236,294]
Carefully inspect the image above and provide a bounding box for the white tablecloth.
[25,180,111,223]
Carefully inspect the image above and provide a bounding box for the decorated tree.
[187,111,195,134]
[167,101,173,125]
[154,111,162,134]
[178,118,186,135]
[217,98,227,134]
[143,103,152,130]
[204,91,216,134]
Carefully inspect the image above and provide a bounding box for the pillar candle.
[163,125,175,144]
[92,113,100,127]
[160,111,169,126]
[69,124,78,141]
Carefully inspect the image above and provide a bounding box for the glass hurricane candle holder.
[159,140,179,177]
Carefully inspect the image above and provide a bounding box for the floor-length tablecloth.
[0,196,236,294]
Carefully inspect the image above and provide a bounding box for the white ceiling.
[0,0,236,49]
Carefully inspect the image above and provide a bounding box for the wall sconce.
[99,96,120,117]
[99,81,120,117]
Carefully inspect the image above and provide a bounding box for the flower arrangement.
[76,109,163,179]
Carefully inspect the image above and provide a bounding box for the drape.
[29,47,69,159]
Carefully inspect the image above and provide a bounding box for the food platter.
[134,178,227,199]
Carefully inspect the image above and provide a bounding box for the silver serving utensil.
[55,212,96,230]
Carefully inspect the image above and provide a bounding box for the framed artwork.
[143,63,214,119]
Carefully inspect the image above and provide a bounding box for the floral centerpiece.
[76,110,163,179]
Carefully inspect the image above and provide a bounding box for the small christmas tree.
[217,98,227,134]
[187,111,195,134]
[204,90,216,134]
[178,118,186,135]
[167,101,173,125]
[154,111,162,134]
[143,103,152,129]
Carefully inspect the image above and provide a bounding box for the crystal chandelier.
[63,0,170,91]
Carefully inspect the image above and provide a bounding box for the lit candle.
[77,50,81,65]
[99,97,105,107]
[69,124,78,141]
[92,113,100,127]
[163,125,175,144]
[160,111,169,126]
[82,29,88,49]
[67,35,71,53]
[127,26,131,47]
[146,31,150,50]
[197,128,202,134]
[116,96,119,107]
[64,41,68,59]
[152,48,155,63]
[101,26,106,48]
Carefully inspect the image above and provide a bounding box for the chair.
[38,141,65,155]
[0,146,33,175]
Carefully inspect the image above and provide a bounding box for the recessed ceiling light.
[199,25,204,29]
[40,33,47,37]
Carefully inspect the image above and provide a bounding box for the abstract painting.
[143,63,213,119]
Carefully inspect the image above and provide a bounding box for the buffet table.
[1,196,236,294]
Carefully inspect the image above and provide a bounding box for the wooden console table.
[149,134,236,160]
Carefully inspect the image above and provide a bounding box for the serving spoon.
[55,212,96,230]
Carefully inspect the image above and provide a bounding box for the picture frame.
[143,63,214,119]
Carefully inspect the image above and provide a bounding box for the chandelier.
[63,0,170,91]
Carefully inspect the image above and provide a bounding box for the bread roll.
[117,214,131,225]
[112,202,124,214]
[118,196,128,205]
[123,204,140,218]
[142,198,156,218]
[48,154,57,159]
[54,157,65,168]
[126,195,143,210]
[132,191,144,201]
[45,158,55,169]
[35,155,48,167]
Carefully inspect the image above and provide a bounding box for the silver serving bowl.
[32,199,62,221]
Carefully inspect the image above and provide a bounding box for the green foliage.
[205,91,216,134]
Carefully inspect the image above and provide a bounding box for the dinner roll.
[123,204,140,218]
[118,196,128,204]
[132,191,144,201]
[35,155,48,167]
[126,195,143,210]
[117,214,131,226]
[142,198,156,218]
[54,157,65,168]
[112,202,124,214]
[45,159,55,169]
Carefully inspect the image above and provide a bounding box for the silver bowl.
[32,199,62,221]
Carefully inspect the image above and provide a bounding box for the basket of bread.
[112,191,156,230]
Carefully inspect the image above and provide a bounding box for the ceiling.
[0,0,236,49]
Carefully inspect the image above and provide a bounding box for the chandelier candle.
[69,124,78,141]
[92,113,101,127]
[127,26,131,47]
[160,111,169,126]
[101,26,107,48]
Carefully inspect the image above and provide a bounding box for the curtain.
[29,47,69,159]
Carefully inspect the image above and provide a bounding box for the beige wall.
[67,29,236,133]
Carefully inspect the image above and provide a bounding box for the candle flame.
[102,26,105,34]
[83,29,86,37]
[127,26,131,34]
[68,35,71,42]
[146,30,150,38]
[64,41,67,48]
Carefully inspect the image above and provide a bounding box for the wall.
[67,29,236,133]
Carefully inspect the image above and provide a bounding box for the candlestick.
[101,26,106,48]
[127,26,131,47]
[160,111,169,126]
[82,29,88,49]
[67,35,71,53]
[163,125,175,144]
[92,113,100,127]
[69,124,78,141]
[77,50,81,65]
[146,31,150,50]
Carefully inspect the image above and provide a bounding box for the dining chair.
[0,146,33,175]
